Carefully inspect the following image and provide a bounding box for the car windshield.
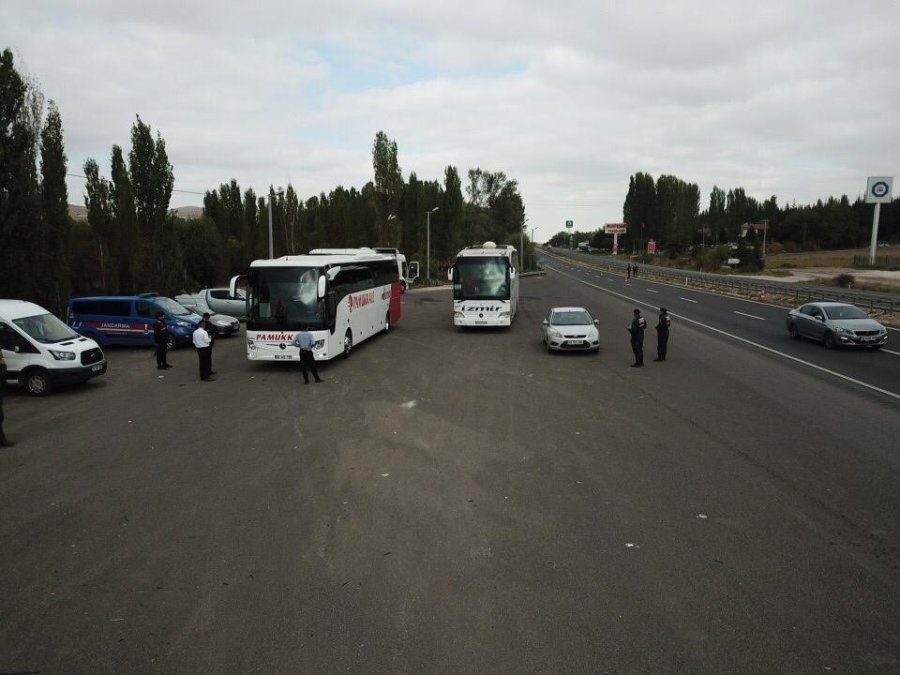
[156,297,194,317]
[552,310,592,325]
[823,305,868,320]
[13,312,80,344]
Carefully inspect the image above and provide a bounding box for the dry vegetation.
[764,246,900,269]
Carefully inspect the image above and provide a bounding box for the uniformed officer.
[628,308,646,367]
[654,307,671,362]
[153,312,172,369]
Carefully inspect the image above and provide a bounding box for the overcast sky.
[4,1,899,241]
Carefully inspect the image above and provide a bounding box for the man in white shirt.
[192,318,214,381]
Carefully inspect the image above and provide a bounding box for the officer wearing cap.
[654,307,671,362]
[153,312,172,370]
[628,308,646,367]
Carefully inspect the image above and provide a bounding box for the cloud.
[2,0,899,240]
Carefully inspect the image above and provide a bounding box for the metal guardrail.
[854,255,900,271]
[540,249,900,316]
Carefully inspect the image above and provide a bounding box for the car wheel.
[383,311,391,334]
[23,369,53,397]
[342,330,353,358]
[788,324,800,340]
[823,332,837,349]
[166,334,177,351]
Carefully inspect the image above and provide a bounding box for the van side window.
[0,322,37,354]
[73,300,131,316]
[136,301,155,318]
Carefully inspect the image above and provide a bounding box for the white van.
[0,299,107,396]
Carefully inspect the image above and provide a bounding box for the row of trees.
[4,45,896,310]
[550,171,899,270]
[0,49,529,305]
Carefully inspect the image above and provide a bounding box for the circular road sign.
[871,181,890,198]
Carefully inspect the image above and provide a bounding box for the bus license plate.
[274,354,293,360]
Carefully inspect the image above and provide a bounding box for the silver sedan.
[541,307,600,353]
[785,302,887,349]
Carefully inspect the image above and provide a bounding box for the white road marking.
[679,297,698,303]
[646,288,658,293]
[547,265,900,402]
[734,311,765,321]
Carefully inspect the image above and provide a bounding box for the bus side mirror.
[510,267,517,279]
[409,261,419,281]
[318,276,327,299]
[447,267,453,281]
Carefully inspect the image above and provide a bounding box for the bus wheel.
[23,369,54,397]
[384,311,391,333]
[342,330,353,358]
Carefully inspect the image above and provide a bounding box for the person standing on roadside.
[654,307,671,362]
[628,308,646,367]
[192,317,214,381]
[153,312,172,370]
[633,264,639,278]
[626,263,632,283]
[0,352,14,447]
[291,324,323,384]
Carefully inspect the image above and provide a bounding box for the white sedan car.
[541,307,600,353]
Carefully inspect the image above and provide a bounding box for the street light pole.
[267,189,284,259]
[426,206,439,279]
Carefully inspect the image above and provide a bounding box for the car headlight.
[48,349,76,361]
[833,326,852,334]
[176,320,193,327]
[548,329,562,339]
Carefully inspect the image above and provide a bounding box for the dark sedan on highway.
[786,302,888,349]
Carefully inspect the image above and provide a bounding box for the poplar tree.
[39,100,71,313]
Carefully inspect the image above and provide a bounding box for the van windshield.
[14,312,80,344]
[156,297,195,317]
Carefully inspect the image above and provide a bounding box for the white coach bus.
[448,241,519,327]
[230,248,401,362]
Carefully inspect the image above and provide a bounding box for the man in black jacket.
[654,307,671,362]
[153,312,172,370]
[628,308,646,367]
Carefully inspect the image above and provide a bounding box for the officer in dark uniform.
[153,312,172,369]
[628,308,646,367]
[0,352,13,447]
[654,307,671,362]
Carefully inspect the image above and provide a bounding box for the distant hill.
[68,204,204,221]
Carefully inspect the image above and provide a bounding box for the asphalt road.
[542,251,900,398]
[1,274,899,674]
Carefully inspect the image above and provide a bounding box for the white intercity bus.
[448,241,519,327]
[372,247,419,292]
[230,248,401,362]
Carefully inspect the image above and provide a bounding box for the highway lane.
[540,252,900,400]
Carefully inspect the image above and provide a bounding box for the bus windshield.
[247,267,326,331]
[454,257,510,300]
